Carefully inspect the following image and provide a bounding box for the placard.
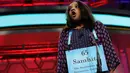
[65,45,108,73]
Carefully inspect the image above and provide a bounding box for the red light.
[0,1,107,7]
[90,0,108,8]
[0,56,3,59]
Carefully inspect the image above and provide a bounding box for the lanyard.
[68,30,73,45]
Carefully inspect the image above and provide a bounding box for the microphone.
[96,46,102,73]
[78,33,84,39]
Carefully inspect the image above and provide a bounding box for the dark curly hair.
[65,0,95,32]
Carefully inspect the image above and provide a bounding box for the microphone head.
[78,33,84,39]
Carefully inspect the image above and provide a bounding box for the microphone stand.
[96,44,102,73]
[91,30,102,73]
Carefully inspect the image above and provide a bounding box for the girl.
[57,1,120,73]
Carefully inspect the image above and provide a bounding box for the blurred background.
[0,0,130,73]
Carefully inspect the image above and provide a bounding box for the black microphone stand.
[96,45,102,73]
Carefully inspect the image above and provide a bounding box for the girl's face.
[69,2,81,21]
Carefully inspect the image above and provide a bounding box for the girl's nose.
[71,8,75,12]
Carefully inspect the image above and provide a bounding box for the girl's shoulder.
[95,20,104,27]
[60,28,70,38]
[94,20,106,30]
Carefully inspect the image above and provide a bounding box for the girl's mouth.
[72,11,76,17]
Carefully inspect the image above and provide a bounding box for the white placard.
[65,45,108,73]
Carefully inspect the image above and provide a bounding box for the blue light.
[0,14,66,27]
[93,14,130,27]
[0,13,129,27]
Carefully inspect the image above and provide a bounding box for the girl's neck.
[74,24,84,30]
